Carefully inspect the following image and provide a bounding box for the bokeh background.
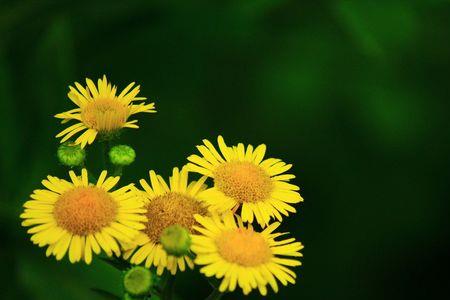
[1,0,449,299]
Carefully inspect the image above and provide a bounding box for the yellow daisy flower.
[124,167,209,275]
[187,136,303,227]
[20,169,147,264]
[55,75,156,148]
[191,213,303,296]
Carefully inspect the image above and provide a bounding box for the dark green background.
[1,0,449,299]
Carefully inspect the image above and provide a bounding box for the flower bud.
[57,143,86,167]
[123,266,153,297]
[109,145,136,166]
[160,224,191,257]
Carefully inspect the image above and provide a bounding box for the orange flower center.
[216,228,272,266]
[144,192,208,243]
[54,186,118,235]
[214,162,273,203]
[81,98,128,132]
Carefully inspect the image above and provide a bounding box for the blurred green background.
[1,0,449,299]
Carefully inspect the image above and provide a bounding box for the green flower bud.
[57,143,86,167]
[123,266,153,297]
[109,145,136,166]
[160,224,191,257]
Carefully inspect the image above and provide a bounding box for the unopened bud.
[109,145,136,166]
[123,266,153,297]
[160,224,191,257]
[57,143,86,167]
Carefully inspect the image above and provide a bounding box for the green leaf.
[99,256,131,271]
[90,288,121,300]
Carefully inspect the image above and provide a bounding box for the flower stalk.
[206,287,223,300]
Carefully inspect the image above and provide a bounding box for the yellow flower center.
[144,192,208,243]
[81,98,128,132]
[216,228,272,267]
[214,161,273,203]
[54,186,118,235]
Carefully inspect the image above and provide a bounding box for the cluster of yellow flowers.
[20,76,304,297]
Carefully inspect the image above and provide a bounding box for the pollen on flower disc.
[144,192,208,243]
[214,161,273,203]
[81,98,128,132]
[216,228,272,267]
[54,186,118,235]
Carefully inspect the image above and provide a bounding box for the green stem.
[101,140,111,171]
[112,165,123,176]
[88,172,97,183]
[161,275,175,300]
[205,287,223,300]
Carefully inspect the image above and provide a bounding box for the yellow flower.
[55,76,156,148]
[187,136,303,227]
[20,169,147,264]
[191,213,303,296]
[124,167,209,275]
